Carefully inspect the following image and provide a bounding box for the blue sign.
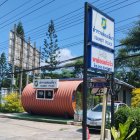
[87,5,115,73]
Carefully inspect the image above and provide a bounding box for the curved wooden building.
[21,80,82,117]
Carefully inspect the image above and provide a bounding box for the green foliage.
[60,69,74,78]
[111,117,137,140]
[72,58,83,78]
[75,91,82,112]
[63,58,83,78]
[0,53,7,78]
[131,88,140,107]
[121,20,140,52]
[16,21,24,37]
[42,20,60,74]
[0,92,24,113]
[114,107,131,128]
[75,90,101,113]
[114,107,140,140]
[0,52,10,89]
[14,69,28,90]
[115,20,140,87]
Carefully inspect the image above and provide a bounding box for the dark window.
[118,104,127,108]
[37,90,44,98]
[123,90,126,103]
[92,104,117,112]
[45,90,53,99]
[92,104,103,112]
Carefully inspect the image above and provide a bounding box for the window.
[118,104,127,108]
[37,90,44,99]
[36,90,54,100]
[45,90,53,99]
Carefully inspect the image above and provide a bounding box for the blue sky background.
[0,0,139,62]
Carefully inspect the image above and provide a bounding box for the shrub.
[114,107,140,140]
[111,117,137,140]
[114,107,131,129]
[1,92,24,113]
[131,88,140,107]
[130,108,140,140]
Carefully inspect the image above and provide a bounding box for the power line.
[23,0,127,32]
[0,0,45,26]
[23,0,79,26]
[0,19,137,48]
[26,7,83,34]
[116,14,140,24]
[97,0,117,8]
[0,0,55,30]
[0,0,33,19]
[0,15,138,50]
[26,13,83,37]
[5,52,140,75]
[0,1,139,50]
[58,33,83,42]
[26,1,139,40]
[107,0,140,13]
[0,0,8,7]
[115,53,140,60]
[102,0,130,12]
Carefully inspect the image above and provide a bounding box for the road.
[0,117,100,140]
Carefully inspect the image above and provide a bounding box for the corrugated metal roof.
[21,80,82,117]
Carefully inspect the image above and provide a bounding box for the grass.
[9,113,73,124]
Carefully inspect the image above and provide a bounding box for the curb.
[0,113,81,125]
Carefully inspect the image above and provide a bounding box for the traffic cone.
[86,127,90,140]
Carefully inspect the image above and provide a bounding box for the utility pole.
[111,73,115,140]
[32,42,36,79]
[11,24,16,93]
[19,35,24,95]
[26,37,30,85]
[83,2,88,140]
[39,46,41,78]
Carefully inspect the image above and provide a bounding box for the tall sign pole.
[100,88,108,140]
[26,37,30,85]
[111,73,114,140]
[19,35,24,95]
[83,2,88,140]
[83,2,114,140]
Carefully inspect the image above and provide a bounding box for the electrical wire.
[0,0,138,54]
[0,0,8,7]
[0,0,34,19]
[107,0,140,13]
[0,0,55,30]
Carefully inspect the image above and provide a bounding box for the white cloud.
[40,48,75,66]
[59,48,75,61]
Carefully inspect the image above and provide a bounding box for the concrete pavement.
[0,113,111,140]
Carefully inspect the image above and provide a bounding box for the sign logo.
[34,80,38,87]
[101,17,107,30]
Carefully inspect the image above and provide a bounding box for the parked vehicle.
[87,102,127,130]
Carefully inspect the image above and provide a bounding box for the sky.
[0,0,139,63]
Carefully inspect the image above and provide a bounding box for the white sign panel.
[33,79,59,89]
[92,9,114,50]
[91,46,114,72]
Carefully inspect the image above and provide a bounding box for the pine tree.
[0,53,9,90]
[16,21,24,37]
[42,20,60,74]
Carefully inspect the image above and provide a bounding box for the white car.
[87,102,127,130]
